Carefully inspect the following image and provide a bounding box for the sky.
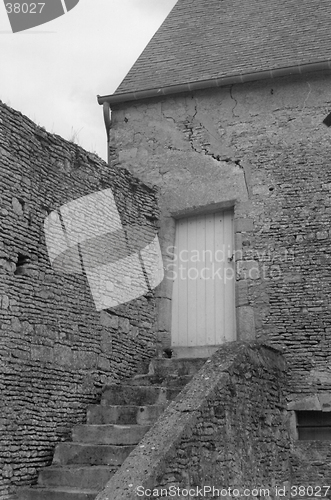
[0,0,177,160]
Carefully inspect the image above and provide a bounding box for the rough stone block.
[236,260,259,280]
[234,233,243,253]
[235,280,249,306]
[235,218,254,233]
[237,306,255,340]
[318,394,331,410]
[287,395,321,411]
[100,312,119,329]
[119,317,130,333]
[157,297,172,332]
[31,345,54,363]
[73,350,98,370]
[12,197,24,216]
[1,294,9,310]
[54,345,73,367]
[252,184,270,196]
[98,356,111,371]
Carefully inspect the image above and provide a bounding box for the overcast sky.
[0,0,177,160]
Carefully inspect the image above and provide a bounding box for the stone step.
[148,357,206,377]
[17,356,199,500]
[171,346,219,359]
[17,486,98,500]
[128,373,193,387]
[101,384,181,406]
[53,442,135,466]
[38,465,116,490]
[87,403,167,425]
[72,424,151,445]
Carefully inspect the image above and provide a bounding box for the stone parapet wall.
[96,342,290,500]
[0,101,159,499]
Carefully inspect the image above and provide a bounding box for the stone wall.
[96,342,290,500]
[0,101,159,499]
[291,441,331,489]
[108,69,331,401]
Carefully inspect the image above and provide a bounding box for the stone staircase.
[17,356,206,500]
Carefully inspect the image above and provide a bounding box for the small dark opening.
[41,204,51,215]
[14,254,30,275]
[269,187,274,192]
[163,348,173,359]
[18,198,25,210]
[323,112,331,127]
[296,411,331,440]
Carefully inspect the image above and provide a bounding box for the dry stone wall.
[0,101,159,499]
[109,69,331,402]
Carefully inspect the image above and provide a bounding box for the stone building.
[98,0,331,495]
[97,0,331,405]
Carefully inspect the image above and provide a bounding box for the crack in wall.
[183,103,198,147]
[236,159,251,198]
[301,81,312,116]
[230,84,238,118]
[161,98,228,163]
[160,98,250,192]
[182,102,225,162]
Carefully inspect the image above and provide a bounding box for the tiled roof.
[115,0,331,95]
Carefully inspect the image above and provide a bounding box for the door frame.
[155,199,256,357]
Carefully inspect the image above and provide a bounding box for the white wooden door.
[171,210,235,347]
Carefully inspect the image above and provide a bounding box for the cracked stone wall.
[0,101,159,499]
[109,70,331,401]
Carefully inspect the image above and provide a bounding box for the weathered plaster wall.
[96,342,290,500]
[0,101,159,499]
[109,70,331,400]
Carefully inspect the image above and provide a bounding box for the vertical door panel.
[176,218,188,346]
[187,216,197,346]
[205,214,216,345]
[196,214,207,346]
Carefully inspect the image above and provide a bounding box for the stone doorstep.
[17,356,206,500]
[171,346,220,359]
[148,356,207,377]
